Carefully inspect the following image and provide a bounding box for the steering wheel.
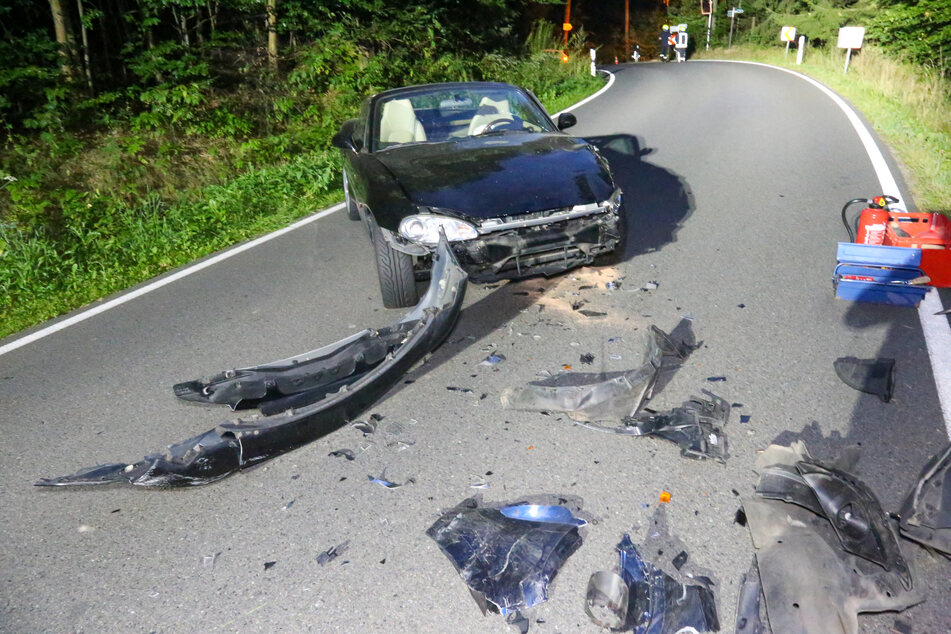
[479,117,517,134]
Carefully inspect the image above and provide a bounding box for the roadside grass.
[695,44,951,213]
[0,53,602,340]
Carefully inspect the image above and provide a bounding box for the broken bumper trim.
[35,235,467,488]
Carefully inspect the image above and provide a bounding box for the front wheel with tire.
[372,224,419,308]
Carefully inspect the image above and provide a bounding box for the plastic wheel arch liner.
[745,443,922,634]
[899,442,951,555]
[35,235,468,488]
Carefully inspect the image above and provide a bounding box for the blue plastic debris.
[427,497,585,624]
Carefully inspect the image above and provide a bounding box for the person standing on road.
[659,25,670,61]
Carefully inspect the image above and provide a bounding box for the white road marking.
[0,74,623,358]
[554,69,616,116]
[705,60,951,436]
[0,203,346,357]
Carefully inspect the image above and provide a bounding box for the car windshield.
[372,85,556,151]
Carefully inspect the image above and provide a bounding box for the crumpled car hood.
[374,133,615,220]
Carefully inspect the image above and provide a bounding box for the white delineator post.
[589,48,596,76]
[797,35,805,64]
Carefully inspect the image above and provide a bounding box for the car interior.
[374,90,552,149]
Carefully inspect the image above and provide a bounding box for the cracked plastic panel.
[571,391,729,463]
[755,444,908,576]
[35,236,467,488]
[745,443,922,634]
[899,442,951,555]
[499,324,694,423]
[427,496,585,623]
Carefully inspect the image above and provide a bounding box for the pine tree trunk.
[48,0,76,80]
[266,0,278,72]
[76,0,94,91]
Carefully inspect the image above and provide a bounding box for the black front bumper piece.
[36,236,467,488]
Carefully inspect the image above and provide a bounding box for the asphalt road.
[2,61,949,633]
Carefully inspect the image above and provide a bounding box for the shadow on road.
[771,301,945,507]
[584,134,694,261]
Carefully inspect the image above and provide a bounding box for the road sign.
[727,8,743,17]
[780,26,797,43]
[563,22,573,32]
[837,26,865,49]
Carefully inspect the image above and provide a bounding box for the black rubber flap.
[834,357,896,403]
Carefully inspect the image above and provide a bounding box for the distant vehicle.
[332,81,623,308]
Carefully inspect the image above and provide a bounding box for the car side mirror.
[557,112,577,130]
[332,119,362,152]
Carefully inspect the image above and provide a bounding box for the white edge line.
[0,203,345,357]
[1,73,621,358]
[554,69,616,116]
[705,60,951,437]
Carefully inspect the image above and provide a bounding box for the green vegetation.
[0,1,600,339]
[696,43,951,214]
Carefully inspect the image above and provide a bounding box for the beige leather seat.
[379,99,427,144]
[468,96,513,135]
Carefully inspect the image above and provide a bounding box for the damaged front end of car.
[35,235,467,488]
[451,188,623,282]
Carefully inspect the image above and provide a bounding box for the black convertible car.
[332,81,623,308]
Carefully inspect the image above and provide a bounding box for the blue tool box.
[834,243,928,306]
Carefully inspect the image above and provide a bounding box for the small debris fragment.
[731,403,743,408]
[446,386,474,393]
[202,552,221,568]
[512,291,529,296]
[368,474,415,488]
[316,541,350,566]
[580,353,595,365]
[571,300,586,311]
[280,499,295,511]
[329,449,356,461]
[480,353,506,366]
[609,354,622,360]
[110,509,120,514]
[77,525,96,533]
[562,364,572,370]
[672,550,688,570]
[380,558,387,565]
[706,376,727,382]
[579,310,607,318]
[606,281,622,290]
[659,491,671,504]
[352,420,377,435]
[737,304,746,308]
[264,561,277,571]
[733,507,747,526]
[739,415,751,423]
[642,281,659,291]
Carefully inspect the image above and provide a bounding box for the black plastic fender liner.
[746,443,922,634]
[35,235,468,488]
[899,442,951,555]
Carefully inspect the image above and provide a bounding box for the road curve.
[1,61,948,632]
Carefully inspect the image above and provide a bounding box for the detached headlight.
[399,214,478,246]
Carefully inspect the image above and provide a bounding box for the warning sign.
[780,26,797,43]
